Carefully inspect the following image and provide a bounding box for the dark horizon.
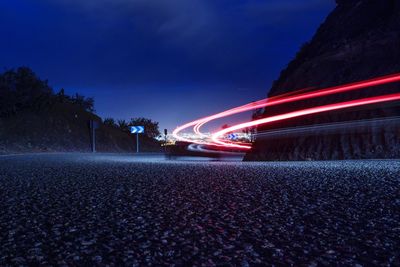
[0,0,335,131]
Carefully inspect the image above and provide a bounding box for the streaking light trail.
[173,73,400,150]
[211,93,400,149]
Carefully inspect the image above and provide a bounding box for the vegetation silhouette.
[0,67,161,153]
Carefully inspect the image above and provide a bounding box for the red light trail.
[212,93,400,149]
[173,73,400,150]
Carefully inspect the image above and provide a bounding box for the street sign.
[130,126,145,153]
[228,133,238,140]
[130,126,145,134]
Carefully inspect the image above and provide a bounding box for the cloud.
[2,0,334,89]
[45,0,217,44]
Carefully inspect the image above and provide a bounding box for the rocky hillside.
[0,104,161,155]
[245,0,400,161]
[0,67,160,154]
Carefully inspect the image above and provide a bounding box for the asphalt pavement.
[0,153,399,266]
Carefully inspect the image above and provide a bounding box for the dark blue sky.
[0,0,335,132]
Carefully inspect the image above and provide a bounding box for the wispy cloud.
[4,0,334,89]
[46,0,217,44]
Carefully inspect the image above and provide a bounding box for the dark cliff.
[245,0,400,161]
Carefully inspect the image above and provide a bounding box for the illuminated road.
[173,73,400,150]
[0,153,399,265]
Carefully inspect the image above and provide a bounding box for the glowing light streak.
[211,93,400,149]
[172,73,400,149]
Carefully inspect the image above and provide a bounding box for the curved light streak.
[211,93,400,149]
[173,73,400,150]
[192,73,400,138]
[192,87,317,138]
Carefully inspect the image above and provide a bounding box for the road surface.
[0,153,399,265]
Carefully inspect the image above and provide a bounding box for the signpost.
[89,120,99,153]
[130,126,145,153]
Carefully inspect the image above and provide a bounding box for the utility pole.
[89,120,99,153]
[92,125,96,153]
[136,133,139,153]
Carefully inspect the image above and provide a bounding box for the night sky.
[0,0,335,132]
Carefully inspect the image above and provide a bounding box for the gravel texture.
[0,153,399,266]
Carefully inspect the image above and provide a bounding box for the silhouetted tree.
[57,88,71,103]
[0,67,96,117]
[0,67,53,116]
[104,118,117,128]
[82,97,95,112]
[73,93,85,106]
[117,119,129,132]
